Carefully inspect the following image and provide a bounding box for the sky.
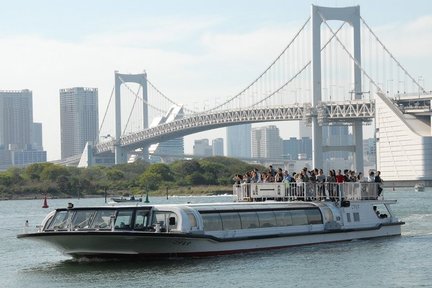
[1,0,432,160]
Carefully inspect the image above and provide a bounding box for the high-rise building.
[31,122,43,151]
[212,138,224,156]
[0,89,47,169]
[193,139,212,157]
[322,125,351,160]
[0,89,33,150]
[60,87,99,159]
[298,121,312,138]
[251,125,283,159]
[227,124,251,158]
[282,137,312,160]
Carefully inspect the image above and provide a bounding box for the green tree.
[56,175,71,194]
[145,163,174,181]
[40,164,70,182]
[139,172,163,191]
[107,169,125,181]
[5,167,23,185]
[0,172,12,186]
[185,172,207,185]
[25,163,51,181]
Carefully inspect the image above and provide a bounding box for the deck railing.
[233,182,381,202]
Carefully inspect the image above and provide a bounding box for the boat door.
[151,211,178,232]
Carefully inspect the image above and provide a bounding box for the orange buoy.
[42,195,49,208]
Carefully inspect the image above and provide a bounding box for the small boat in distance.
[414,184,425,192]
[110,195,142,203]
[18,182,404,259]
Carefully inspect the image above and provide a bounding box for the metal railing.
[233,182,380,202]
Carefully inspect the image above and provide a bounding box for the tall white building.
[227,124,251,158]
[0,89,46,169]
[193,139,212,157]
[0,89,33,150]
[31,122,43,151]
[298,121,312,138]
[212,138,224,156]
[60,87,99,159]
[251,125,283,160]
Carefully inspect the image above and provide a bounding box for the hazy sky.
[1,0,431,160]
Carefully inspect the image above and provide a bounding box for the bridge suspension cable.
[118,76,167,115]
[146,78,196,114]
[206,17,311,112]
[317,11,382,94]
[360,16,427,94]
[248,21,347,108]
[123,84,142,135]
[98,85,115,140]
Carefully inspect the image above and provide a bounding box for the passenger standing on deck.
[317,169,326,199]
[301,167,309,182]
[262,172,269,183]
[375,171,383,197]
[335,169,345,200]
[275,168,284,182]
[283,170,293,182]
[252,168,261,183]
[368,171,375,182]
[268,165,276,178]
[336,169,345,183]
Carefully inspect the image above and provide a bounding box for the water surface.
[1,189,431,288]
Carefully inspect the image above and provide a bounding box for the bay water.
[1,189,431,288]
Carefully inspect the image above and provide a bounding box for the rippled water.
[1,189,431,288]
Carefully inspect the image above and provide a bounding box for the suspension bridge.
[60,5,430,180]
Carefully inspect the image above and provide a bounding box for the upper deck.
[233,182,382,202]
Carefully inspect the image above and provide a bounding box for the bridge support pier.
[114,71,148,165]
[311,5,364,172]
[353,120,364,173]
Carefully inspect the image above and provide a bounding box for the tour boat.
[17,182,403,258]
[414,184,425,192]
[109,196,142,203]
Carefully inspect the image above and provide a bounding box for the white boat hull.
[21,223,402,258]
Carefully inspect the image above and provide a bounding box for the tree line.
[0,157,262,199]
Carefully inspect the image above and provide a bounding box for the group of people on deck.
[234,166,384,197]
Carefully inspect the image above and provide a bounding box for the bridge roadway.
[95,100,375,155]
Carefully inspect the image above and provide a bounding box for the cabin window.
[290,210,308,225]
[257,211,277,228]
[115,210,134,230]
[239,212,260,229]
[186,212,198,229]
[321,207,334,222]
[91,210,115,229]
[72,210,96,229]
[346,213,351,223]
[274,210,293,226]
[353,212,360,222]
[305,209,323,224]
[201,213,223,231]
[47,211,69,230]
[220,212,242,230]
[134,209,150,230]
[151,211,178,232]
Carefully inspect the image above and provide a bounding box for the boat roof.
[54,201,319,212]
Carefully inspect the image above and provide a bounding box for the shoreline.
[0,185,234,201]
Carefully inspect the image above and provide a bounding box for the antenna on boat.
[42,195,49,209]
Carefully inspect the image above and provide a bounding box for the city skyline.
[1,0,431,160]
